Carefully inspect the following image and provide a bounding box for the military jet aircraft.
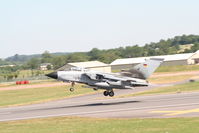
[46,58,164,97]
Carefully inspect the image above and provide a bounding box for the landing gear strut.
[103,90,114,97]
[69,82,75,92]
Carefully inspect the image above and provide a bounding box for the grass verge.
[0,79,57,88]
[121,81,199,98]
[155,65,199,72]
[148,74,195,84]
[0,117,199,133]
[112,65,199,73]
[0,84,94,107]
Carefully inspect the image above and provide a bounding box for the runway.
[0,83,199,122]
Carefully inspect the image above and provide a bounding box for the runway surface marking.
[1,102,199,122]
[0,112,11,115]
[151,108,199,116]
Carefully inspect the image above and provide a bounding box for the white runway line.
[1,102,199,122]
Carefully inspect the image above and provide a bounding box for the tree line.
[1,34,199,71]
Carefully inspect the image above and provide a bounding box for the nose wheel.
[69,88,74,92]
[69,82,75,92]
[103,90,114,97]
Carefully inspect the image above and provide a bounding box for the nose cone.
[46,72,58,79]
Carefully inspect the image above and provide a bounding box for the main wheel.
[109,91,114,97]
[103,91,109,96]
[70,88,74,92]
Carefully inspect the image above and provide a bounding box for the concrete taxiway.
[0,82,199,122]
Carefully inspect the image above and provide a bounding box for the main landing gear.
[69,81,75,92]
[103,90,114,97]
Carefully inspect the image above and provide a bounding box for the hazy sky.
[0,0,199,58]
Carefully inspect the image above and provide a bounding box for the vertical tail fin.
[133,58,164,79]
[120,58,164,79]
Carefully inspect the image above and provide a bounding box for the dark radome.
[46,72,58,79]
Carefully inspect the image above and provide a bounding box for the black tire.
[93,88,98,91]
[103,91,109,96]
[109,91,114,97]
[70,88,74,92]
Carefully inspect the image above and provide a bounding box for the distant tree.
[47,64,52,70]
[41,51,53,63]
[0,58,10,65]
[97,51,120,63]
[7,74,14,81]
[14,73,18,79]
[13,54,19,61]
[66,53,89,63]
[3,34,199,72]
[35,71,41,76]
[88,48,101,60]
[3,75,7,80]
[26,58,40,69]
[51,56,67,69]
[42,51,52,58]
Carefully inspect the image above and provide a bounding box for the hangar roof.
[69,61,109,68]
[111,53,194,65]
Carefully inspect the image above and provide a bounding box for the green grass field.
[121,81,199,98]
[0,69,53,82]
[0,79,56,88]
[13,70,53,79]
[155,65,199,72]
[0,117,199,133]
[0,84,94,107]
[112,64,199,73]
[148,74,195,84]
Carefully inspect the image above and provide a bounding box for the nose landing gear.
[69,82,75,92]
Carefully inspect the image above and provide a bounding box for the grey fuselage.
[57,70,148,90]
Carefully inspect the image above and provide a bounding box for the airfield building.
[39,63,53,70]
[111,50,199,71]
[58,61,111,73]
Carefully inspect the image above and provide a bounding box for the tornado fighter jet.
[46,58,164,97]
